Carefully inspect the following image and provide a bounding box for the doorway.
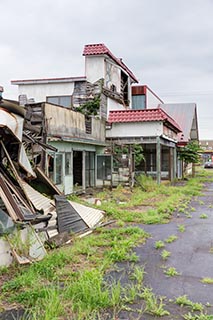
[73,151,83,187]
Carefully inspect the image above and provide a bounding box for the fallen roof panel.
[69,201,104,228]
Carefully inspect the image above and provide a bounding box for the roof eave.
[11,76,86,86]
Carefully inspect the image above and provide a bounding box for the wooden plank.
[0,186,19,221]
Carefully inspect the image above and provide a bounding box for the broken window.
[47,96,72,108]
[47,153,63,185]
[85,152,95,187]
[55,154,63,185]
[97,155,112,181]
[121,71,129,106]
[65,153,72,176]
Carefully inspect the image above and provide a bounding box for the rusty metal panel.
[132,86,146,96]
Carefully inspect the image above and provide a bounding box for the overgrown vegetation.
[75,95,101,116]
[178,141,201,176]
[1,168,213,319]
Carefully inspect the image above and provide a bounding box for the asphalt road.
[106,181,213,319]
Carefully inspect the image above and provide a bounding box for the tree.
[178,141,201,177]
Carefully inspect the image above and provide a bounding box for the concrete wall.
[106,121,163,138]
[45,103,106,142]
[45,103,85,136]
[107,97,124,116]
[105,60,121,93]
[18,82,75,102]
[0,239,13,266]
[85,56,105,83]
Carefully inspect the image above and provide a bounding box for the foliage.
[183,312,213,320]
[178,224,186,232]
[165,235,178,243]
[133,144,145,166]
[201,278,213,284]
[200,214,208,219]
[2,169,213,319]
[75,95,100,116]
[141,287,170,316]
[178,141,201,165]
[176,295,203,311]
[113,143,144,167]
[154,240,165,249]
[164,267,180,277]
[161,250,171,260]
[136,174,158,192]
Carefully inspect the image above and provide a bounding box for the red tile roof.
[83,43,138,83]
[108,109,182,133]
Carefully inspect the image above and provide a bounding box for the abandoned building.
[11,43,199,191]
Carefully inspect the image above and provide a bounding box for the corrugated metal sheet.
[20,180,56,215]
[55,195,88,233]
[69,201,104,228]
[20,181,58,238]
[160,103,198,143]
[0,108,23,141]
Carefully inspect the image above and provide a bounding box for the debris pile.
[0,99,104,266]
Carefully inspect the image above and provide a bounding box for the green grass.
[161,250,171,260]
[175,295,203,311]
[96,174,206,225]
[183,312,213,319]
[164,267,180,277]
[129,265,145,287]
[2,170,213,319]
[141,287,170,316]
[178,224,186,232]
[200,213,208,219]
[201,278,213,284]
[154,240,165,249]
[1,226,149,319]
[165,235,178,243]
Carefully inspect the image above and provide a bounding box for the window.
[47,152,63,185]
[55,154,63,184]
[132,95,146,110]
[97,155,112,180]
[47,96,72,108]
[65,153,72,175]
[85,152,95,187]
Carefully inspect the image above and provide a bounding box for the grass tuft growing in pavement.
[164,267,181,277]
[175,295,203,311]
[201,278,213,284]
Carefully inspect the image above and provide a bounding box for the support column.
[173,147,177,180]
[156,136,161,184]
[169,147,174,181]
[82,150,86,191]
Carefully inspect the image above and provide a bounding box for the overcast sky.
[1,0,213,139]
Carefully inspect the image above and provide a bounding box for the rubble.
[0,98,104,266]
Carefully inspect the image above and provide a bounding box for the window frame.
[46,95,73,108]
